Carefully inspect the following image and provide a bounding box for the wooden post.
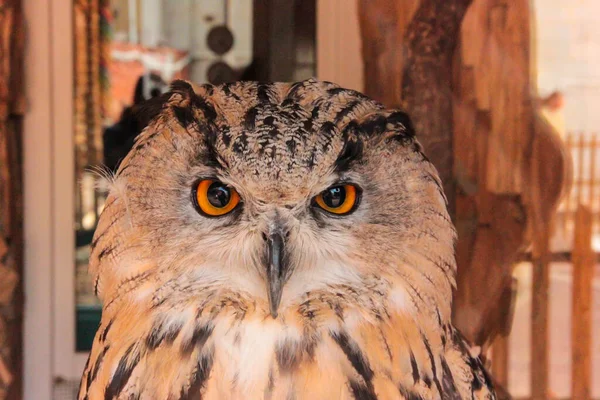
[577,133,585,206]
[253,0,299,82]
[527,114,571,400]
[563,133,573,235]
[530,232,550,400]
[401,0,472,217]
[571,204,593,399]
[359,3,571,397]
[588,134,596,207]
[491,334,509,389]
[0,1,25,399]
[359,0,473,217]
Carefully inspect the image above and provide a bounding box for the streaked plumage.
[79,79,496,399]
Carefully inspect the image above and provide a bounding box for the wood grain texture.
[453,1,570,373]
[0,1,25,399]
[452,1,532,358]
[358,0,420,109]
[401,0,472,219]
[359,0,473,219]
[360,2,572,397]
[571,205,593,400]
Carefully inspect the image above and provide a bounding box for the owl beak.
[266,229,288,318]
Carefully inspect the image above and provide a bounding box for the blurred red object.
[108,42,191,123]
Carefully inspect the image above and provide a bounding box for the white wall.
[535,0,600,132]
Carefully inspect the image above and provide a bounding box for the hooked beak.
[266,229,289,318]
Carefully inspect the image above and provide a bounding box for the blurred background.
[0,0,598,399]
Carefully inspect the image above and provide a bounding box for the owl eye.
[193,179,240,217]
[314,184,360,215]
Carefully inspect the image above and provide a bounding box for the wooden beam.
[571,205,593,400]
[491,334,509,390]
[0,1,25,398]
[530,243,550,400]
[359,0,472,216]
[401,0,472,217]
[252,0,296,81]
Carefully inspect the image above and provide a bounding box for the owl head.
[90,79,456,326]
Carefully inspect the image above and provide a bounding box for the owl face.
[92,79,456,323]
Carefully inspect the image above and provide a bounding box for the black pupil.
[207,182,231,208]
[322,186,346,208]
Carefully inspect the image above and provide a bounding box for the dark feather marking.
[170,80,194,93]
[280,97,295,108]
[286,80,305,101]
[131,91,173,128]
[348,380,377,400]
[99,195,118,212]
[104,271,152,309]
[467,356,485,391]
[91,215,122,250]
[167,80,214,123]
[181,349,215,400]
[88,345,110,391]
[199,83,214,96]
[263,363,275,400]
[233,331,242,347]
[263,115,275,126]
[201,134,226,169]
[244,106,259,130]
[93,276,100,296]
[221,83,241,101]
[334,100,361,124]
[146,319,184,350]
[327,87,368,99]
[79,354,92,398]
[398,385,424,400]
[303,334,319,360]
[97,244,116,261]
[409,350,420,384]
[257,83,272,104]
[181,323,214,354]
[386,111,415,138]
[304,105,320,131]
[172,105,196,128]
[100,319,114,343]
[286,138,298,155]
[132,137,153,152]
[307,153,317,169]
[359,115,388,137]
[104,344,140,400]
[440,357,461,399]
[422,336,443,396]
[231,372,239,389]
[320,121,337,141]
[330,331,375,393]
[334,137,363,173]
[423,375,432,388]
[298,299,317,320]
[435,310,443,329]
[451,328,495,391]
[115,162,134,177]
[220,125,233,147]
[275,339,302,373]
[191,93,217,122]
[422,173,446,204]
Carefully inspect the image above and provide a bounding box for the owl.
[79,79,496,399]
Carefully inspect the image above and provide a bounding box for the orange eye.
[193,179,240,217]
[314,184,360,215]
